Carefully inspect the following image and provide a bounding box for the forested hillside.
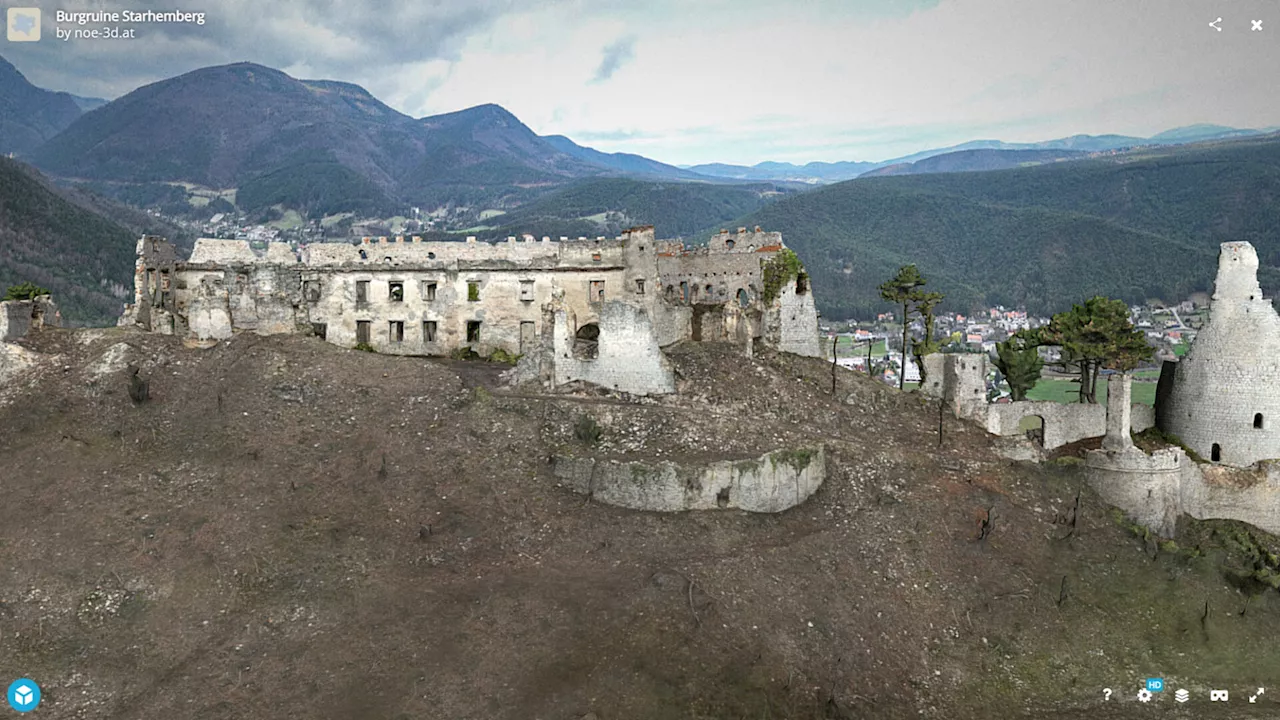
[0,158,142,326]
[729,134,1280,318]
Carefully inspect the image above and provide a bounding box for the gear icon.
[1138,689,1153,703]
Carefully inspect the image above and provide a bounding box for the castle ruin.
[926,241,1280,537]
[120,226,822,396]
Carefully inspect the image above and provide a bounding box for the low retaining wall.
[552,447,825,513]
[1085,448,1280,537]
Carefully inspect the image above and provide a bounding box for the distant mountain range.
[5,53,1278,221]
[683,124,1280,184]
[4,53,1280,327]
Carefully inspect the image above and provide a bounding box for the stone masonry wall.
[551,300,675,396]
[552,446,825,512]
[0,297,60,342]
[1086,448,1280,538]
[1157,242,1280,467]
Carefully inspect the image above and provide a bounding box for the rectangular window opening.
[466,321,481,343]
[356,320,371,345]
[423,321,438,343]
[589,280,606,303]
[356,280,370,305]
[389,281,404,302]
[467,281,480,302]
[390,320,404,343]
[423,281,437,301]
[520,280,535,302]
[635,279,646,294]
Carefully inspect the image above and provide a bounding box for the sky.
[4,0,1279,165]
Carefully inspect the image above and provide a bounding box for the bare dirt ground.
[2,327,1280,720]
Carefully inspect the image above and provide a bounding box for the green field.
[832,336,887,357]
[1025,376,1157,406]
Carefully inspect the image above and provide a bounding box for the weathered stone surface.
[0,296,60,342]
[1086,447,1280,538]
[552,447,826,513]
[1156,242,1280,467]
[120,226,823,397]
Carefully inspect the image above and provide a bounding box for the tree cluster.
[878,265,944,389]
[1016,295,1154,403]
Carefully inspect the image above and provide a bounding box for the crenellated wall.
[121,225,822,395]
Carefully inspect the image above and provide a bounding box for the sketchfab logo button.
[6,678,41,712]
[7,8,41,41]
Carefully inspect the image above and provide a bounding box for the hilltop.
[24,63,719,219]
[0,56,85,156]
[2,327,1280,719]
[725,133,1280,318]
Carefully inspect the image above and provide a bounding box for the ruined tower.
[1155,242,1280,467]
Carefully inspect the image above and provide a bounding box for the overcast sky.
[5,0,1279,164]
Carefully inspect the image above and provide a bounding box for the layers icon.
[1175,688,1190,703]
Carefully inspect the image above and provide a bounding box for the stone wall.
[551,446,825,512]
[0,296,61,342]
[986,400,1106,450]
[922,353,988,423]
[771,277,822,358]
[122,225,823,396]
[551,299,676,396]
[1086,447,1280,538]
[1157,242,1280,467]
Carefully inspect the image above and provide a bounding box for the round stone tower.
[1155,242,1280,467]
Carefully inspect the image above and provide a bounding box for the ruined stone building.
[1154,241,1280,467]
[120,226,822,395]
[924,241,1280,537]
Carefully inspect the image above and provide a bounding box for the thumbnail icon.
[1210,689,1229,702]
[1175,688,1190,703]
[1146,678,1164,692]
[6,679,41,712]
[6,8,40,42]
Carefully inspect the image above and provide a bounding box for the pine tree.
[993,334,1044,401]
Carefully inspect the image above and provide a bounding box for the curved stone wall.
[551,447,825,513]
[1157,243,1280,467]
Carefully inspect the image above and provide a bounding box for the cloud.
[592,35,635,83]
[1,0,1277,165]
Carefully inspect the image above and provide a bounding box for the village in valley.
[826,296,1203,402]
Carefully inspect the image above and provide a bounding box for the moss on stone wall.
[769,448,817,473]
[1133,427,1204,463]
[762,249,804,305]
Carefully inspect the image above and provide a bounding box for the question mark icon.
[1104,688,1112,701]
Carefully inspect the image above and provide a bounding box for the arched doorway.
[573,323,600,360]
[1019,415,1045,447]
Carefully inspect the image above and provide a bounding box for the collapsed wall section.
[551,299,675,396]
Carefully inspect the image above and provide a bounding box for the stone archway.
[573,323,600,360]
[1020,415,1045,447]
